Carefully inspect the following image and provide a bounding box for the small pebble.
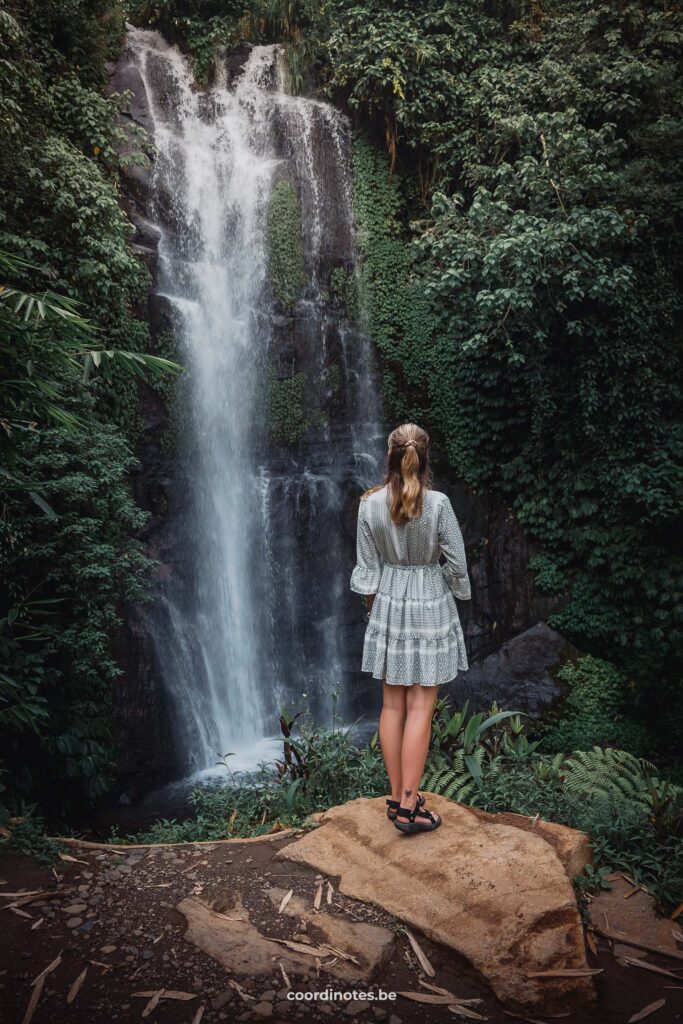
[253,1002,273,1017]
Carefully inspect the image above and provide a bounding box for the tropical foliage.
[321,1,683,749]
[0,0,179,815]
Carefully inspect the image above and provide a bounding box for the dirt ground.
[1,834,682,1024]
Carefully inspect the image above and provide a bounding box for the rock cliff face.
[106,33,563,794]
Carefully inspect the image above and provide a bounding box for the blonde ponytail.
[400,441,422,519]
[358,424,432,524]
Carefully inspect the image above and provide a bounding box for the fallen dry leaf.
[499,1011,573,1019]
[14,890,64,909]
[141,988,165,1017]
[58,853,89,865]
[21,975,45,1024]
[10,907,33,919]
[66,967,87,1004]
[31,918,44,931]
[622,957,682,980]
[313,881,323,911]
[228,979,254,1002]
[181,859,205,875]
[628,998,666,1022]
[585,930,598,956]
[278,889,293,914]
[88,960,113,973]
[404,928,435,978]
[270,937,336,958]
[191,1004,206,1024]
[133,991,197,1001]
[31,952,63,988]
[447,1006,488,1021]
[279,961,291,989]
[398,992,458,1005]
[326,881,333,905]
[526,968,603,977]
[213,910,249,923]
[0,890,41,899]
[322,944,360,965]
[418,979,482,1005]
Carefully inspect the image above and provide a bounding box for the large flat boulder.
[277,795,595,1015]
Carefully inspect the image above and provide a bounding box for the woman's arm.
[438,496,471,600]
[350,498,383,604]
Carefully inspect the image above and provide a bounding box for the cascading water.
[123,29,386,776]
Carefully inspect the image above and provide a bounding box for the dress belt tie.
[383,561,441,569]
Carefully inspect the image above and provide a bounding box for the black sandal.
[386,793,424,821]
[394,798,441,834]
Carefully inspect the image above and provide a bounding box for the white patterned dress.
[350,485,471,686]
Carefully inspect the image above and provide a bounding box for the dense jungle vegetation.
[0,0,681,901]
[0,0,177,817]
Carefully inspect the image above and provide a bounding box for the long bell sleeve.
[350,498,384,595]
[438,496,471,600]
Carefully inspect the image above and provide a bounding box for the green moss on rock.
[266,365,309,445]
[266,180,306,312]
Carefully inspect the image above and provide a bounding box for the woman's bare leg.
[379,680,407,803]
[396,684,440,823]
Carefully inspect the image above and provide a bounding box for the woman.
[350,423,471,834]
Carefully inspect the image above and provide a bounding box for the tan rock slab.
[267,885,396,980]
[177,890,391,983]
[276,795,595,1014]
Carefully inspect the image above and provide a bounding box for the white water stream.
[124,29,385,774]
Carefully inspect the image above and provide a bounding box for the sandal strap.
[414,807,438,824]
[396,805,415,818]
[395,802,438,824]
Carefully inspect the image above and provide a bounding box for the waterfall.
[123,29,386,775]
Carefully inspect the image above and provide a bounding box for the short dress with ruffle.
[350,486,470,686]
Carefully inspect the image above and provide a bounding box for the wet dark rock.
[447,621,577,717]
[212,991,235,1009]
[107,60,154,132]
